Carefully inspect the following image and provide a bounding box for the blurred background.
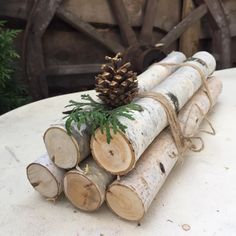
[0,0,235,114]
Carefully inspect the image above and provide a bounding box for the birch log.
[137,51,186,93]
[64,157,114,211]
[43,52,185,169]
[44,122,90,169]
[106,78,222,221]
[91,51,216,175]
[26,154,65,199]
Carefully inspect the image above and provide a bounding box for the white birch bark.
[43,52,185,169]
[137,51,186,93]
[106,78,222,221]
[26,154,65,199]
[64,157,114,211]
[91,51,216,175]
[44,121,90,169]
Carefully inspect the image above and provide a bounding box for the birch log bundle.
[106,78,222,221]
[43,51,186,170]
[26,154,65,199]
[26,51,221,220]
[64,157,114,211]
[91,51,216,175]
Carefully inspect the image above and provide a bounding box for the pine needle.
[63,94,143,143]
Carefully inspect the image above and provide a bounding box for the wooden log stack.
[26,51,222,221]
[91,51,216,175]
[106,77,222,220]
[43,51,186,170]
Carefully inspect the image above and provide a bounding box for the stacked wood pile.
[0,0,233,98]
[26,51,222,221]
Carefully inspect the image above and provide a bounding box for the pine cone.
[95,53,138,108]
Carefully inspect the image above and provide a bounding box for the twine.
[75,163,89,174]
[138,60,215,158]
[139,92,186,155]
[156,62,213,107]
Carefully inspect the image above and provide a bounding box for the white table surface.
[0,68,236,236]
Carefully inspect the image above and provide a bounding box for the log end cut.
[91,129,135,175]
[26,163,61,199]
[106,183,144,221]
[44,127,79,169]
[64,170,102,211]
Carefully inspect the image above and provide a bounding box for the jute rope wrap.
[139,60,215,157]
[139,92,186,155]
[156,62,214,106]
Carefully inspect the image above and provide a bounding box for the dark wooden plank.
[158,4,208,49]
[56,6,124,53]
[25,0,63,100]
[223,0,236,38]
[139,0,158,44]
[179,0,201,57]
[194,0,231,68]
[60,0,181,33]
[47,64,102,76]
[43,29,120,65]
[109,0,138,46]
[0,0,30,20]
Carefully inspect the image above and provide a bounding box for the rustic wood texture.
[0,0,33,20]
[60,0,181,32]
[195,0,231,68]
[1,0,234,97]
[46,64,102,76]
[42,28,120,93]
[43,29,120,65]
[1,0,236,39]
[140,0,158,44]
[109,0,138,46]
[24,0,63,100]
[159,4,208,49]
[180,0,201,57]
[223,0,236,37]
[232,37,236,66]
[56,7,124,53]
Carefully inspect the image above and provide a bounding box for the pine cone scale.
[95,53,138,108]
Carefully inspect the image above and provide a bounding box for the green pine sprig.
[63,94,143,143]
[0,20,30,114]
